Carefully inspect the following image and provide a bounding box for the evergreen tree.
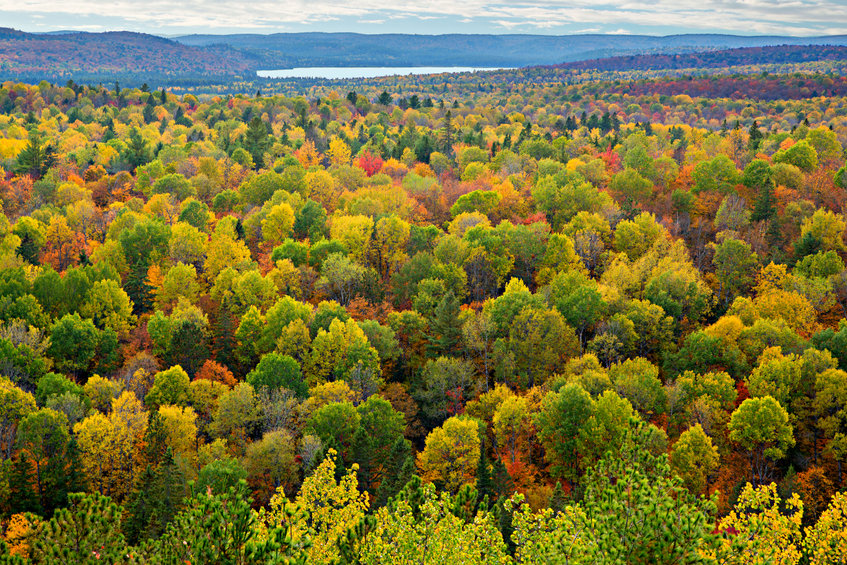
[549,481,567,513]
[124,259,154,315]
[124,465,157,546]
[441,110,454,158]
[16,232,40,265]
[374,437,415,508]
[491,457,514,500]
[124,449,186,545]
[751,179,777,222]
[14,130,55,179]
[30,492,127,563]
[123,128,151,171]
[41,437,86,516]
[143,411,169,467]
[476,440,494,503]
[244,116,271,169]
[428,291,462,356]
[8,453,42,516]
[748,119,763,150]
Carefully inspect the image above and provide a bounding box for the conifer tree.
[428,291,461,356]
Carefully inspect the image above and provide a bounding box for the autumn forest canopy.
[0,41,845,563]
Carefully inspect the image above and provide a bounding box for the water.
[257,66,509,79]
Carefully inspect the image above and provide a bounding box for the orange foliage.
[195,359,237,387]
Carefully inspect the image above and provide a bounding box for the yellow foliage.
[4,513,39,559]
[256,449,368,564]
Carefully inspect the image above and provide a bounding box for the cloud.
[3,0,847,35]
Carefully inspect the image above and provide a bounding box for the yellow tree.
[295,139,321,169]
[158,404,198,456]
[256,449,368,564]
[73,391,148,500]
[261,203,295,246]
[327,137,352,167]
[804,491,847,565]
[418,416,481,493]
[360,480,511,564]
[709,483,803,565]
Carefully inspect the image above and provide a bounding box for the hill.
[554,44,847,72]
[173,32,847,69]
[0,28,259,83]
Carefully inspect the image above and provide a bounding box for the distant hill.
[2,28,847,86]
[174,32,847,69]
[0,28,260,83]
[554,44,847,71]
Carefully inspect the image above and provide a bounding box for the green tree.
[246,353,306,398]
[535,382,592,482]
[728,396,795,485]
[30,492,127,564]
[14,129,55,179]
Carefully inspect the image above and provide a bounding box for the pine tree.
[14,130,55,179]
[441,110,454,158]
[374,437,415,508]
[491,457,514,500]
[428,291,462,356]
[41,437,86,516]
[16,232,40,265]
[9,453,42,516]
[124,465,157,545]
[125,259,154,314]
[476,441,494,503]
[549,481,567,513]
[748,119,763,150]
[144,411,169,466]
[751,180,777,222]
[30,492,126,563]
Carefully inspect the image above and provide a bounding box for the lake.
[257,66,509,79]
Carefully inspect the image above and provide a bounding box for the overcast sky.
[3,0,847,36]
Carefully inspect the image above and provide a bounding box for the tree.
[578,423,718,565]
[360,480,511,564]
[145,365,191,409]
[713,238,758,306]
[535,383,592,482]
[123,128,151,171]
[47,313,100,377]
[261,203,295,246]
[669,424,719,495]
[548,270,606,345]
[244,429,299,499]
[246,353,306,398]
[257,450,366,564]
[804,491,847,564]
[710,483,803,565]
[154,480,307,564]
[14,130,55,179]
[244,116,271,169]
[30,492,127,564]
[417,416,481,493]
[728,396,795,484]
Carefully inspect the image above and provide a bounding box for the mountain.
[173,32,847,69]
[2,28,847,86]
[553,44,847,72]
[0,28,259,83]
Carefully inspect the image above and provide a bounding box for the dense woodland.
[0,66,844,562]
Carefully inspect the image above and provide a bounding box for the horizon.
[3,0,847,38]
[7,28,847,40]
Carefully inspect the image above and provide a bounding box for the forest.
[0,63,843,563]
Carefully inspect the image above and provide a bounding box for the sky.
[2,0,847,37]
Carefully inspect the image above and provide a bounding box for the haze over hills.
[174,32,847,69]
[1,27,847,85]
